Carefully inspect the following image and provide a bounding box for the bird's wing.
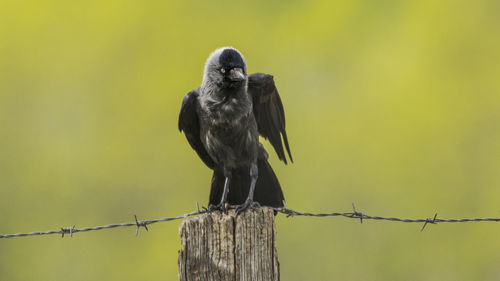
[178,89,216,169]
[248,73,293,164]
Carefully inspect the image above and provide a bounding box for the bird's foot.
[207,202,229,213]
[235,200,260,215]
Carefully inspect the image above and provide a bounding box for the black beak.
[228,68,245,82]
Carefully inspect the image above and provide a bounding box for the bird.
[178,47,292,214]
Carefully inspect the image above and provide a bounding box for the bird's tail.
[209,158,285,207]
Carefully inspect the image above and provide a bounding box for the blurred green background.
[1,0,500,280]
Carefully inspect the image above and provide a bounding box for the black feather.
[248,73,293,164]
[178,89,216,169]
[209,158,285,207]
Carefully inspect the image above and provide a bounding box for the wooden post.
[178,207,279,281]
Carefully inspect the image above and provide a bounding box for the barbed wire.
[1,203,499,239]
[278,204,500,231]
[0,209,206,239]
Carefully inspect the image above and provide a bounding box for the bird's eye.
[220,68,226,74]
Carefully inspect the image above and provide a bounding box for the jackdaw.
[178,47,292,213]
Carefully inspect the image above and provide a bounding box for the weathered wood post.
[178,207,279,281]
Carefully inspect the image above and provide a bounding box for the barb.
[1,205,500,239]
[351,203,364,224]
[134,215,148,236]
[61,225,76,238]
[421,213,438,231]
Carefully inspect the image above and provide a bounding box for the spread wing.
[248,73,293,164]
[178,89,216,169]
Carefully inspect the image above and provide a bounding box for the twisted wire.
[1,205,499,238]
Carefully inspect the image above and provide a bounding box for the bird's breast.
[203,116,259,168]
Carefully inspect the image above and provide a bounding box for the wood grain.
[178,208,279,281]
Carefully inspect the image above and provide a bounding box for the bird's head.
[202,47,247,90]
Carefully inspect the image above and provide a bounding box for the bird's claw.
[235,200,260,215]
[206,204,217,212]
[207,202,229,213]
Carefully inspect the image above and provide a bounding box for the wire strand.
[1,205,499,238]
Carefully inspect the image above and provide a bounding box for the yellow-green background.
[1,1,500,280]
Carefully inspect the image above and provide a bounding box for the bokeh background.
[1,0,500,280]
